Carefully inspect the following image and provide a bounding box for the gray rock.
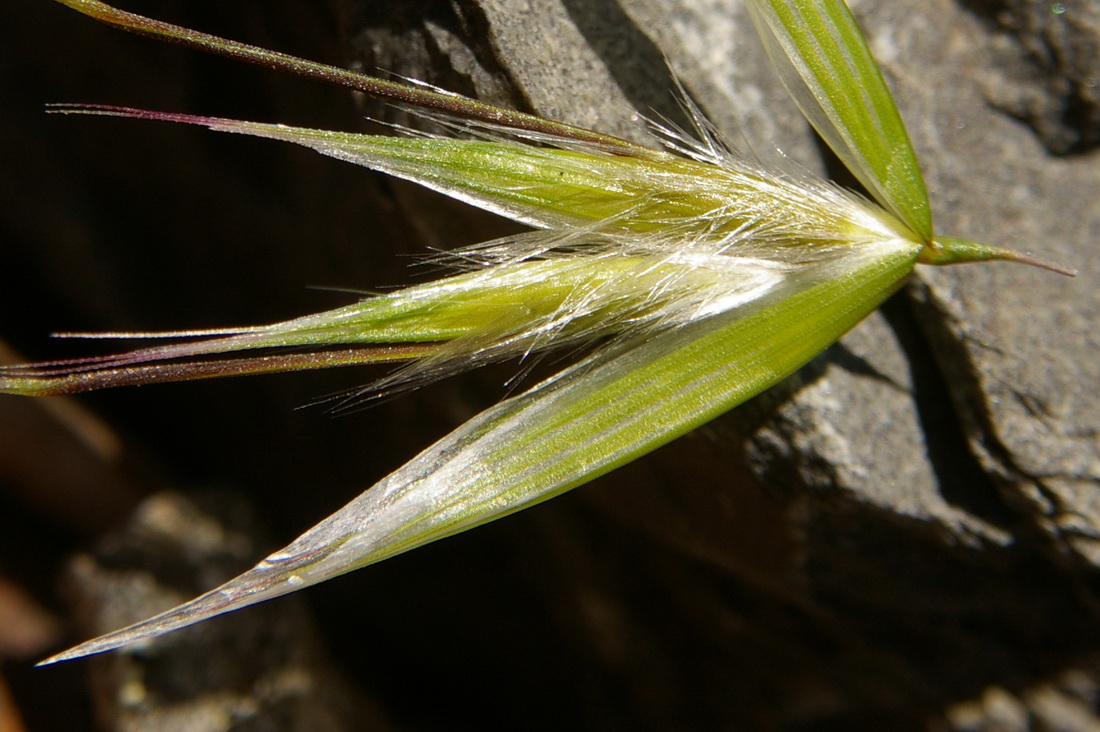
[956,0,1100,155]
[340,0,1100,727]
[62,491,391,732]
[5,0,1097,728]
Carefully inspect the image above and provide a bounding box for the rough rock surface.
[62,491,391,732]
[2,0,1097,730]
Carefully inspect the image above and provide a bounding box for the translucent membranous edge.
[41,239,920,664]
[18,0,1071,664]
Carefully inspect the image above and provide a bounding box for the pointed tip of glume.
[36,644,102,667]
[35,629,152,666]
[37,652,75,667]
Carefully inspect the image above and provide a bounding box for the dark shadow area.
[559,0,694,129]
[5,1,1099,730]
[343,0,529,113]
[879,295,1018,529]
[956,0,1100,155]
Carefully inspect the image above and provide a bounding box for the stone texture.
[957,0,1100,155]
[62,492,391,732]
[339,0,1100,727]
[3,0,1098,729]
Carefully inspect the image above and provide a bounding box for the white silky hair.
[291,101,915,404]
[23,94,917,408]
